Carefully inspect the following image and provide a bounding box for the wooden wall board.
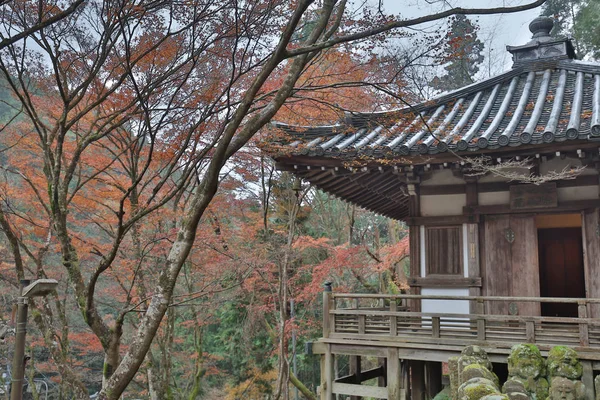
[583,209,600,318]
[484,215,512,314]
[483,215,541,315]
[510,215,541,316]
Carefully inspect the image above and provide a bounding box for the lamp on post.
[10,279,58,400]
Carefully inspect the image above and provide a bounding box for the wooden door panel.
[484,215,540,315]
[511,216,540,316]
[538,228,584,317]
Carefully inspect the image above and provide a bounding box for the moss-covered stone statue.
[547,347,583,381]
[459,345,494,375]
[458,377,502,400]
[502,344,549,400]
[452,346,503,400]
[546,347,585,400]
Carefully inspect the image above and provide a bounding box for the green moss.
[507,343,545,379]
[547,346,582,380]
[462,364,500,388]
[460,378,500,400]
[459,345,493,375]
[533,377,549,400]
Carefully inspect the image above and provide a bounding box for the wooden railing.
[322,292,600,352]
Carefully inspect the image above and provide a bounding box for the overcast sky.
[379,0,545,74]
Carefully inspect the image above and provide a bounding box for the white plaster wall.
[420,194,466,216]
[479,191,510,206]
[540,156,594,176]
[421,169,465,186]
[557,186,599,202]
[421,288,470,316]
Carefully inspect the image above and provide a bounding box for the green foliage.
[540,0,600,59]
[573,1,600,59]
[203,301,274,386]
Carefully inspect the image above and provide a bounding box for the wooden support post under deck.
[349,356,362,400]
[425,362,443,399]
[410,360,425,400]
[321,345,334,400]
[582,360,594,400]
[387,347,402,400]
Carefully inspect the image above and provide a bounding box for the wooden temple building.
[268,16,600,400]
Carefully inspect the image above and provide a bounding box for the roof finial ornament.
[529,16,554,39]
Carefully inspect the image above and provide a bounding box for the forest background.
[0,0,595,399]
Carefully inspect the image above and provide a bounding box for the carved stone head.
[548,377,585,400]
[547,347,583,380]
[507,344,546,379]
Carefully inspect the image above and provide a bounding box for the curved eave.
[271,59,600,159]
[287,165,410,220]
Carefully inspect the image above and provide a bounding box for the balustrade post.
[476,299,486,340]
[578,300,589,347]
[323,282,333,338]
[432,317,441,338]
[525,320,535,343]
[390,301,398,336]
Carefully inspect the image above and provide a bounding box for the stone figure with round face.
[504,344,549,400]
[548,377,585,400]
[507,344,546,379]
[458,345,493,384]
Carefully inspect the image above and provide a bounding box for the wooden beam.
[408,276,482,288]
[465,199,600,215]
[331,383,388,399]
[335,366,386,384]
[407,215,479,226]
[418,175,599,196]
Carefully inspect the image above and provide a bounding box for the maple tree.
[0,0,550,398]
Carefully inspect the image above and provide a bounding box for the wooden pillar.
[425,362,443,398]
[582,360,594,400]
[387,348,402,400]
[408,181,421,312]
[320,345,334,400]
[378,358,387,388]
[466,178,481,312]
[410,360,425,400]
[349,356,362,400]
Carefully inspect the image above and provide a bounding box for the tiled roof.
[270,17,600,161]
[272,59,600,159]
[266,17,600,221]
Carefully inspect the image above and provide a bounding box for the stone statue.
[547,376,585,400]
[502,344,549,400]
[458,377,502,400]
[547,347,583,381]
[452,346,503,400]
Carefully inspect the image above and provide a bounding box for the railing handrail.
[329,309,600,324]
[330,293,600,304]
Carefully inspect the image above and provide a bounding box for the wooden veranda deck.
[313,292,600,399]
